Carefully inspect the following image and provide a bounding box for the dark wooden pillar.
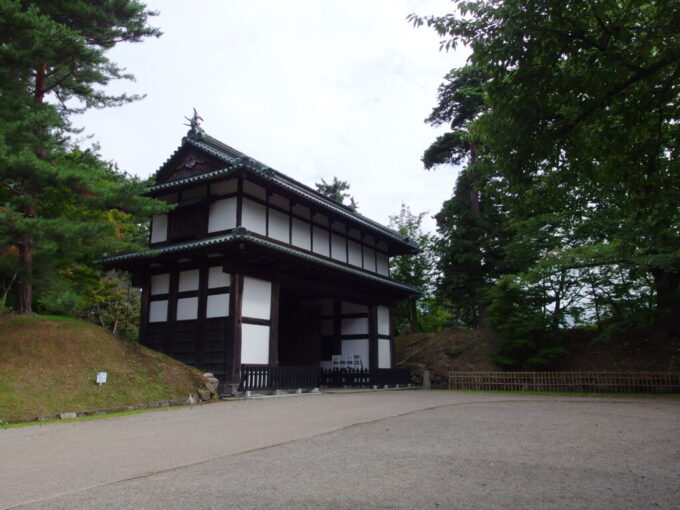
[226,272,243,386]
[333,298,342,356]
[166,263,178,356]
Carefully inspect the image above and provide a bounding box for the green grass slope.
[0,315,206,422]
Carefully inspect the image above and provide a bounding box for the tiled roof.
[148,129,419,252]
[100,230,420,295]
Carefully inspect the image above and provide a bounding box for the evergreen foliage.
[412,0,680,366]
[389,204,451,334]
[0,0,164,315]
[315,176,358,210]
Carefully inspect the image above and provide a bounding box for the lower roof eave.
[100,230,420,299]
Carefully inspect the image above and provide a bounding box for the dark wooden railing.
[448,371,680,393]
[239,365,412,391]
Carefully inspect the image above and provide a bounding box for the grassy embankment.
[0,315,206,423]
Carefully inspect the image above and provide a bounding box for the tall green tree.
[413,0,680,345]
[389,204,450,334]
[0,0,162,314]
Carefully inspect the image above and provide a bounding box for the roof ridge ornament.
[184,108,205,140]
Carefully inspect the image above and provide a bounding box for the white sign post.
[96,372,108,385]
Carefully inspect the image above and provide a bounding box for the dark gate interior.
[278,291,322,367]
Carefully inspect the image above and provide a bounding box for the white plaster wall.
[291,218,311,250]
[206,293,230,318]
[377,253,389,276]
[242,277,272,320]
[210,179,237,195]
[341,301,368,314]
[149,300,168,322]
[312,226,330,256]
[208,266,230,288]
[178,269,200,292]
[242,199,267,235]
[150,214,167,243]
[176,297,198,321]
[348,240,362,267]
[331,233,347,262]
[241,324,270,364]
[342,317,369,335]
[378,339,391,368]
[377,306,390,336]
[363,247,376,273]
[268,208,290,243]
[150,273,170,295]
[341,339,369,368]
[208,197,237,233]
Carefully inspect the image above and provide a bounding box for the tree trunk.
[16,64,48,314]
[17,230,34,314]
[408,298,420,333]
[469,141,486,328]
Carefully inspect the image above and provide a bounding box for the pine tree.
[0,0,162,314]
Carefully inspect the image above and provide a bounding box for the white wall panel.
[312,226,330,256]
[150,273,170,295]
[377,253,389,276]
[208,266,230,288]
[149,300,168,322]
[377,306,390,336]
[241,324,270,364]
[291,218,311,250]
[331,233,347,262]
[206,293,230,318]
[176,297,198,321]
[268,209,290,243]
[342,317,369,335]
[151,214,167,243]
[242,277,272,320]
[208,197,237,232]
[341,339,369,369]
[378,339,391,369]
[210,179,237,195]
[363,247,376,273]
[242,198,267,235]
[178,269,200,292]
[341,301,368,314]
[348,240,362,267]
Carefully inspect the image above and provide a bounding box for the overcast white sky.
[77,0,466,233]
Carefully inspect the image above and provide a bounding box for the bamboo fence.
[448,372,680,393]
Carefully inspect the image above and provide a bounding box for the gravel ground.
[1,391,678,509]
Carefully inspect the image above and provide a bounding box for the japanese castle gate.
[103,123,419,393]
